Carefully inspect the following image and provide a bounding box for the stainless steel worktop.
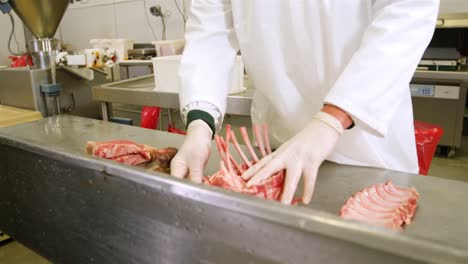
[92,70,468,121]
[93,75,254,117]
[0,116,467,263]
[413,70,468,81]
[119,60,154,66]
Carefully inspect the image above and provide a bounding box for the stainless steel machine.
[0,0,111,118]
[4,0,69,69]
[411,72,467,157]
[0,67,108,118]
[411,13,468,157]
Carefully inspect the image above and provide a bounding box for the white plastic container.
[89,38,134,62]
[152,55,245,95]
[152,39,185,57]
[84,48,104,67]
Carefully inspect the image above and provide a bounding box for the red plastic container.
[140,106,186,135]
[140,106,160,129]
[414,121,443,175]
[9,55,33,67]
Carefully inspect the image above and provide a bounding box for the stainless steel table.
[92,75,255,121]
[0,116,467,264]
[92,70,467,120]
[413,70,468,81]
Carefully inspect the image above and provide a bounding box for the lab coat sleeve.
[324,0,439,137]
[178,0,240,130]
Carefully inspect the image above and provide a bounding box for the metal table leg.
[158,108,163,131]
[100,102,113,122]
[167,108,173,129]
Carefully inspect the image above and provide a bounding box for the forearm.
[324,0,438,137]
[321,105,354,130]
[178,0,239,134]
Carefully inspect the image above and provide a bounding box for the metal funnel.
[10,0,70,39]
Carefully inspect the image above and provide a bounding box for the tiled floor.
[1,135,467,263]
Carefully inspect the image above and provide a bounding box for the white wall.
[0,12,25,66]
[59,0,191,50]
[439,0,468,14]
[0,0,189,65]
[1,0,468,66]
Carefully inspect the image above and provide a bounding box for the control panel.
[410,84,434,97]
[410,84,459,99]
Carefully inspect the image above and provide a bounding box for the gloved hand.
[171,119,213,183]
[242,112,344,204]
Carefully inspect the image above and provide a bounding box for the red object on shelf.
[9,55,33,67]
[414,121,443,175]
[140,106,161,129]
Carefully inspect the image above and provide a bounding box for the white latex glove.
[242,112,344,204]
[171,120,213,183]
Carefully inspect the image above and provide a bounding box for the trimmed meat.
[86,140,177,168]
[86,140,156,160]
[340,181,419,230]
[110,154,151,166]
[203,124,299,204]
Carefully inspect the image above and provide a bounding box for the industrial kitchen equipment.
[4,0,69,69]
[411,13,468,157]
[0,0,112,118]
[119,43,156,80]
[92,75,254,122]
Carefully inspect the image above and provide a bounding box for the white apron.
[179,0,439,174]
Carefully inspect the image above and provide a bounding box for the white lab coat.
[179,0,439,174]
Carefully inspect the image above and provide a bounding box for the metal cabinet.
[411,73,468,156]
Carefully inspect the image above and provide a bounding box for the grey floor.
[429,136,468,182]
[0,132,466,264]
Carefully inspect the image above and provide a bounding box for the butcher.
[170,1,439,204]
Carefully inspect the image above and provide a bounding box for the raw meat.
[110,154,151,166]
[152,147,178,173]
[204,124,298,204]
[87,140,156,160]
[339,181,419,231]
[86,140,160,166]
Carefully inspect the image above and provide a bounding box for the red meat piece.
[203,124,299,204]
